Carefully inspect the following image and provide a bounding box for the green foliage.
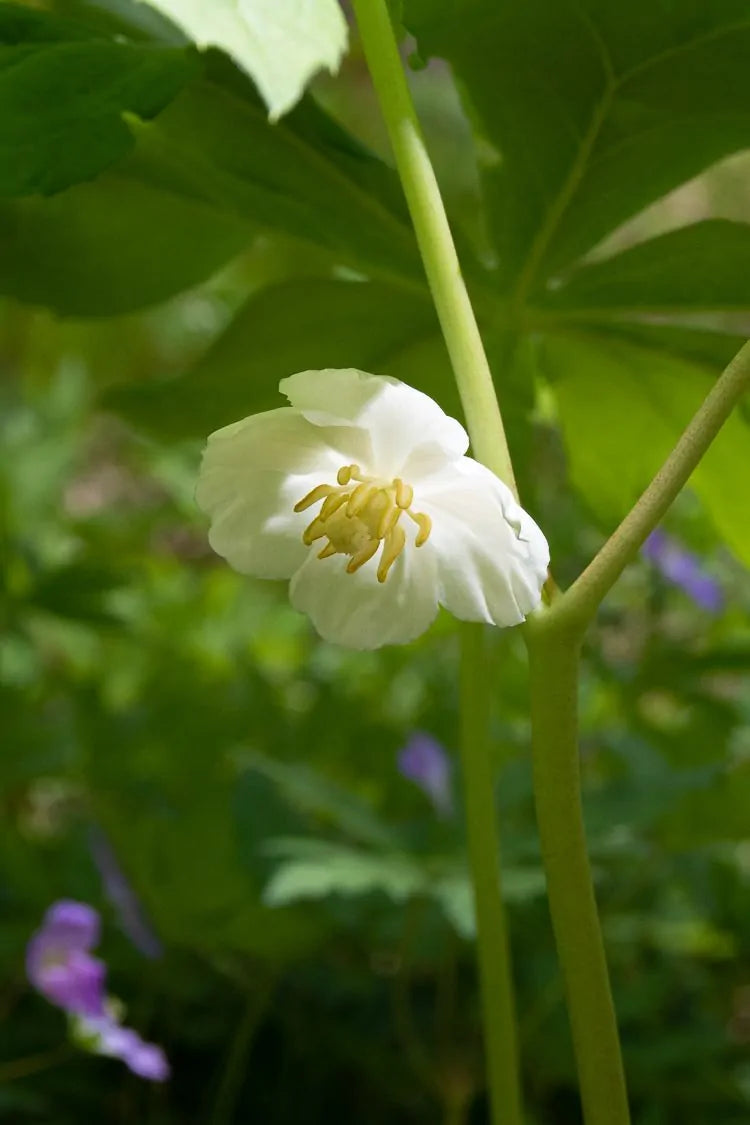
[0,2,197,196]
[2,1,750,1122]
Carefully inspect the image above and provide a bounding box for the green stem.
[555,337,750,631]
[459,625,523,1125]
[210,980,275,1125]
[525,617,629,1125]
[350,0,516,493]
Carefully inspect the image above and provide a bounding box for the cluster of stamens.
[294,464,432,584]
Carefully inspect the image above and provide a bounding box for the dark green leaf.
[405,1,750,286]
[0,2,197,196]
[0,166,250,315]
[105,278,452,437]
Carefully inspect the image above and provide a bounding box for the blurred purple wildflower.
[89,828,163,959]
[27,900,169,1082]
[643,529,724,613]
[398,732,454,818]
[26,900,106,1018]
[78,1015,170,1081]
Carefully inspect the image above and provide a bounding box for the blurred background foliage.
[2,0,750,1121]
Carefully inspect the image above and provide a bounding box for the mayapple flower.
[196,369,549,649]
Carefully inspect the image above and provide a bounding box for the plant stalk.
[459,624,524,1125]
[525,617,630,1125]
[350,0,516,493]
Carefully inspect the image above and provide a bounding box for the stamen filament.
[377,524,406,583]
[294,483,337,512]
[409,510,432,547]
[377,501,401,539]
[302,515,329,544]
[394,479,413,508]
[320,491,348,520]
[346,539,380,574]
[347,482,377,516]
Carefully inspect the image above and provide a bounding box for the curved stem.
[555,337,750,631]
[525,618,630,1125]
[210,980,275,1125]
[459,624,524,1125]
[350,0,516,493]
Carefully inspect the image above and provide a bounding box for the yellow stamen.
[346,539,380,574]
[295,464,432,583]
[377,500,401,539]
[302,515,329,545]
[394,479,413,509]
[377,524,406,583]
[409,511,432,547]
[347,481,377,516]
[294,483,337,512]
[320,492,348,520]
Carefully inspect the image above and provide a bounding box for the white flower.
[196,369,549,649]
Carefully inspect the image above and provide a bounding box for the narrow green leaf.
[544,221,750,312]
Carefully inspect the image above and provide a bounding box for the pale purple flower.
[89,828,163,959]
[643,529,724,612]
[398,732,454,818]
[26,901,106,1018]
[78,1015,170,1081]
[27,900,169,1082]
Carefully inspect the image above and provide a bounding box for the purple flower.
[643,530,724,613]
[27,900,169,1082]
[89,828,163,959]
[398,732,454,818]
[78,1015,170,1081]
[26,901,106,1018]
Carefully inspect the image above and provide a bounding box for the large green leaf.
[106,277,451,437]
[0,2,197,196]
[126,76,421,282]
[405,1,750,287]
[540,333,750,565]
[0,167,250,315]
[134,0,348,120]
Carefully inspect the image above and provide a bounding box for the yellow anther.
[320,492,348,520]
[296,464,431,583]
[302,515,329,545]
[377,500,401,539]
[346,539,380,574]
[377,524,406,583]
[347,481,377,517]
[394,479,413,509]
[294,483,337,512]
[409,511,432,547]
[337,464,361,486]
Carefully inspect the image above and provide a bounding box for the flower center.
[294,463,432,583]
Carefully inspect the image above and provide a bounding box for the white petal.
[279,369,468,478]
[196,408,346,579]
[289,533,440,649]
[418,458,549,627]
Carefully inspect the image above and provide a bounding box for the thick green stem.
[350,0,516,493]
[459,625,523,1125]
[526,618,629,1125]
